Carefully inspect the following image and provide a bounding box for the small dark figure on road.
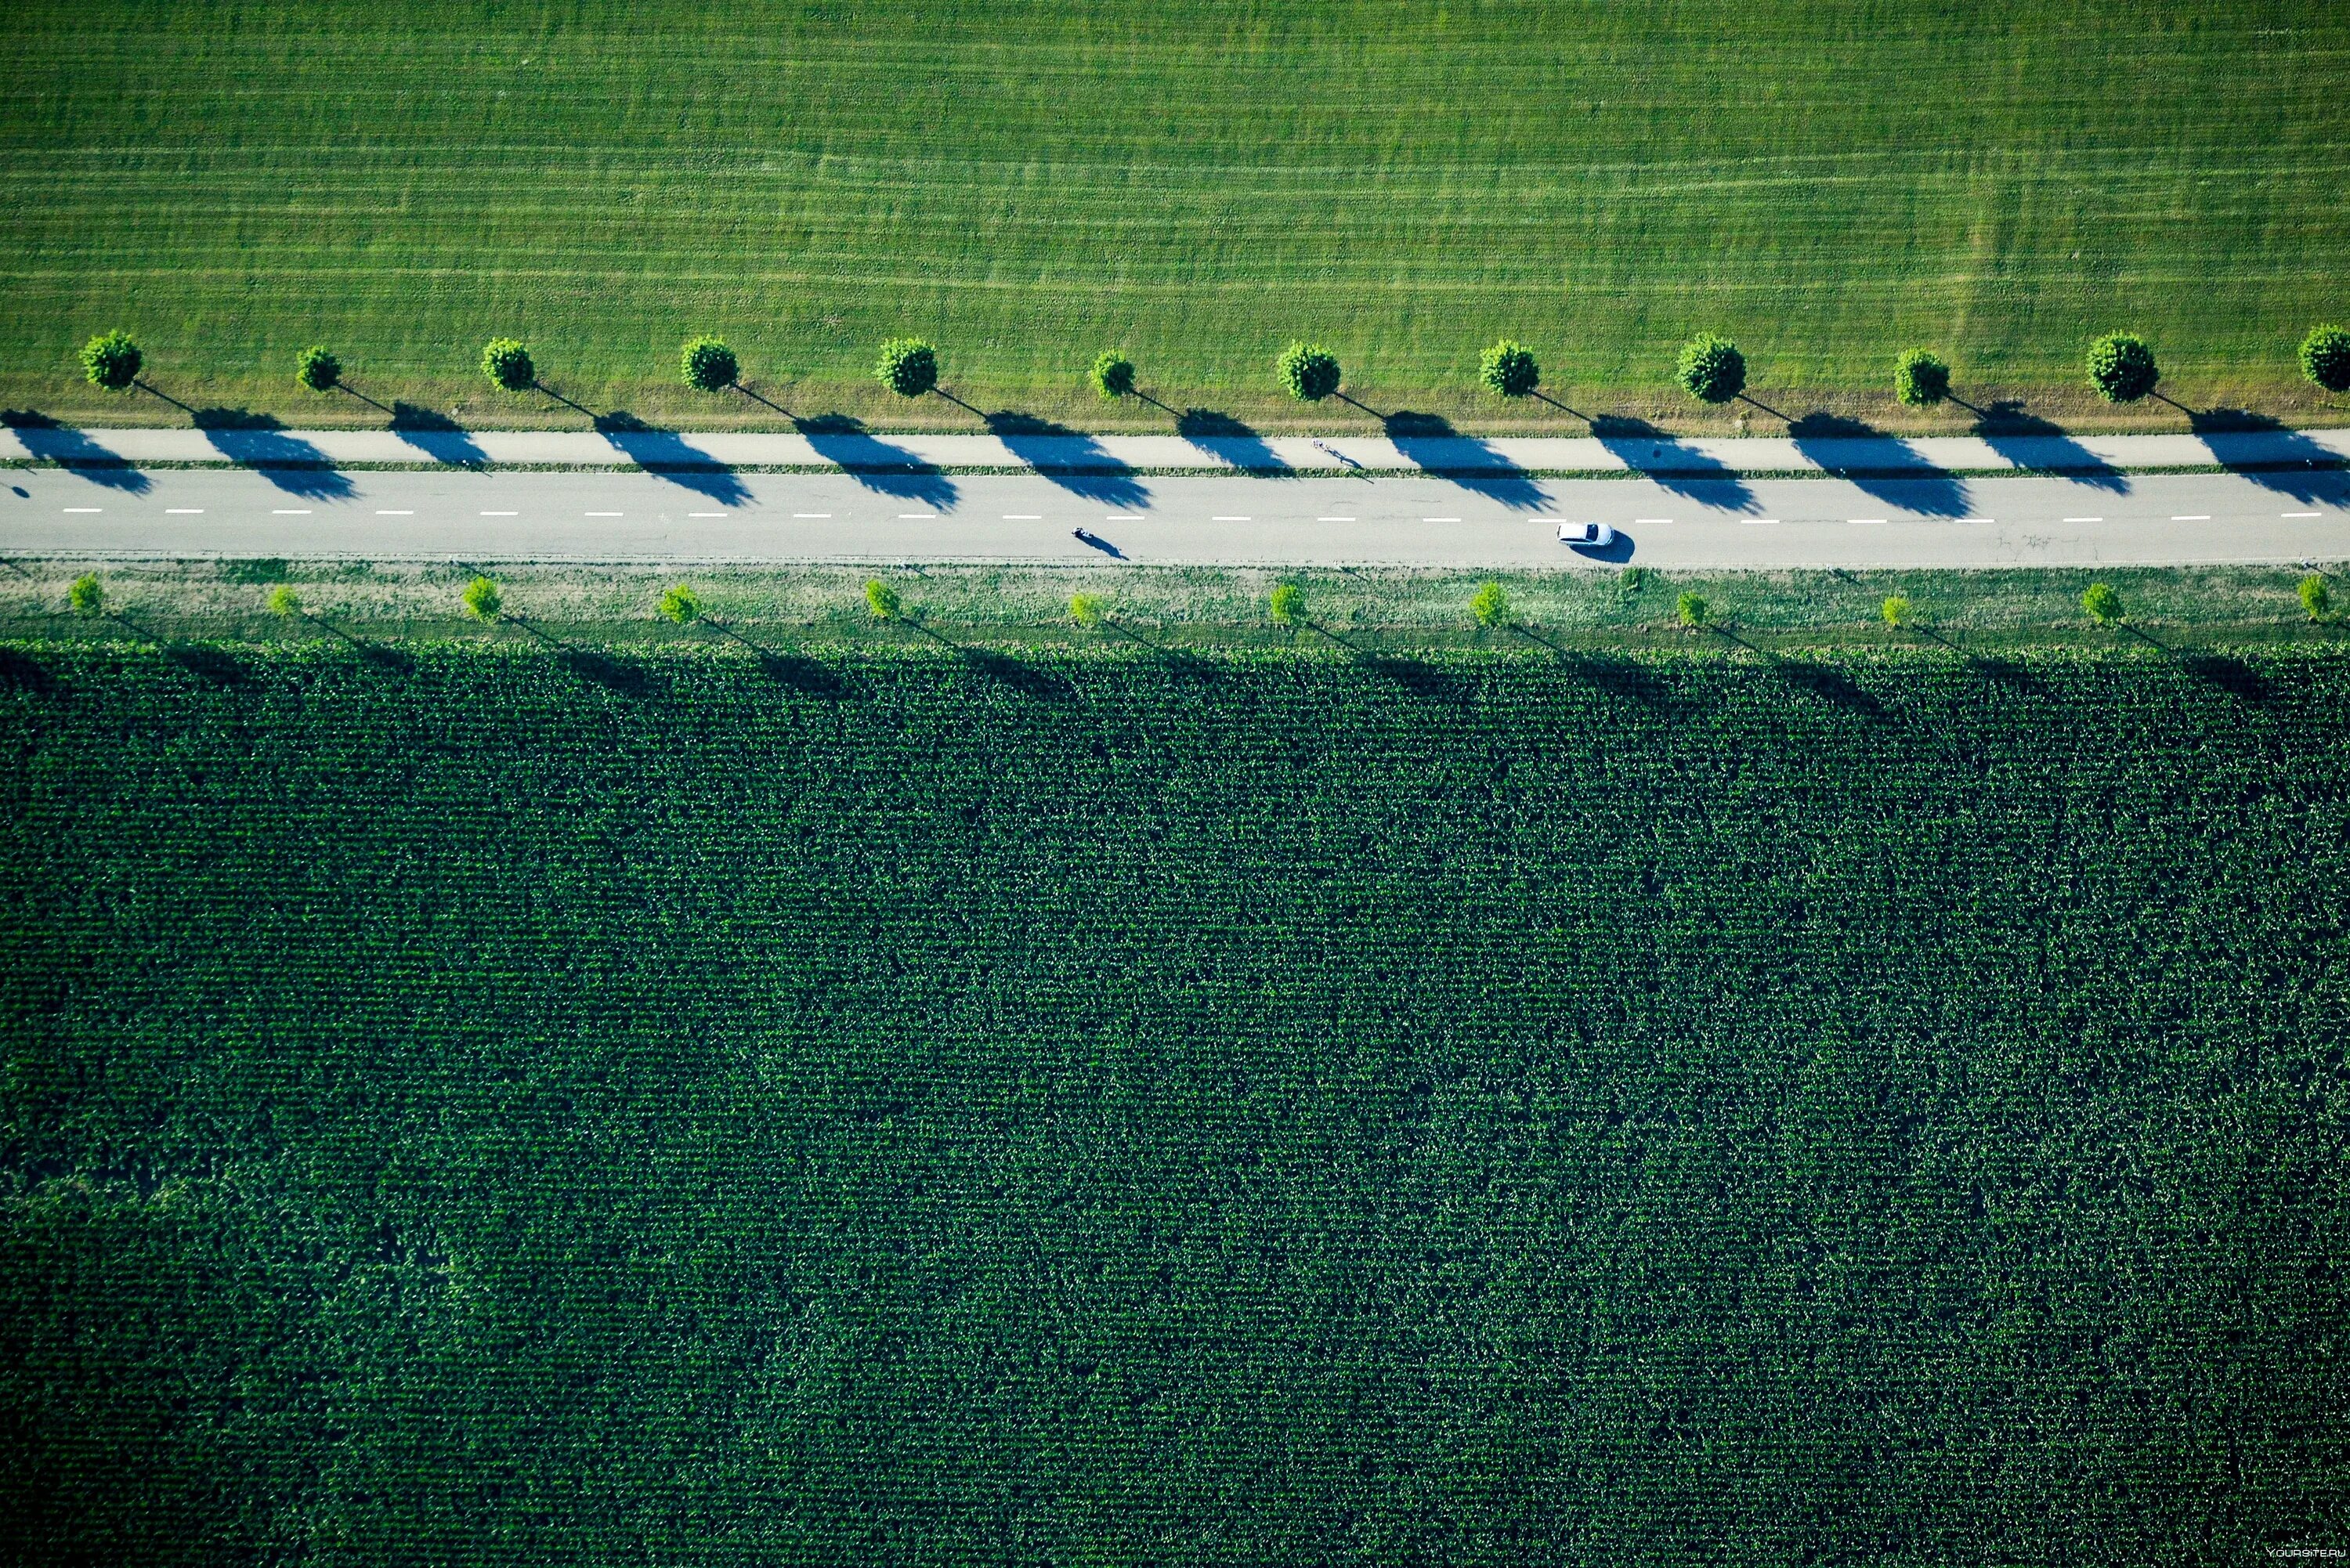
[1072,527,1094,544]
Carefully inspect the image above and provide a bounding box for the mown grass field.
[3,640,2346,1564]
[4,1,2348,432]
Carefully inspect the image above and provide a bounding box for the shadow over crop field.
[4,1,2348,429]
[2,643,2345,1564]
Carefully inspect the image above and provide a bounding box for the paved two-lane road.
[4,464,2344,566]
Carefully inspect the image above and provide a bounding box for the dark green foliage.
[461,576,501,620]
[1893,347,1948,407]
[480,338,534,392]
[295,345,340,392]
[680,337,739,392]
[78,330,140,391]
[1277,342,1341,402]
[2,643,2348,1566]
[1675,334,1745,403]
[2087,332,2159,403]
[1089,351,1136,400]
[876,338,938,398]
[2300,324,2350,394]
[1478,340,1539,398]
[2083,581,2124,623]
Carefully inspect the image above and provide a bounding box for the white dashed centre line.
[2064,516,2102,522]
[585,511,621,517]
[166,508,204,515]
[1213,515,1251,522]
[482,511,518,517]
[1742,518,1781,526]
[1104,514,1144,522]
[1957,517,1994,523]
[2284,511,2323,518]
[689,511,727,518]
[1423,515,1462,522]
[1003,514,1040,520]
[1849,518,1888,526]
[273,509,312,515]
[63,508,100,513]
[897,512,936,519]
[377,509,413,515]
[2171,514,2211,521]
[793,512,832,519]
[1635,518,1673,525]
[1318,516,1357,522]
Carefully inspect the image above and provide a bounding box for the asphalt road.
[4,464,2345,567]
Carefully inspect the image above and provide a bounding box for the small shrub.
[79,331,142,392]
[1268,582,1305,626]
[67,573,105,616]
[461,576,503,620]
[266,584,303,616]
[1893,349,1949,408]
[2086,334,2159,403]
[2081,582,2123,625]
[1277,344,1342,403]
[1068,592,1106,628]
[1478,341,1540,399]
[1470,580,1512,628]
[1676,590,1709,629]
[2299,573,2331,620]
[657,583,703,624]
[875,338,938,398]
[480,338,534,392]
[296,345,341,393]
[1882,594,1912,628]
[680,338,739,392]
[2299,325,2350,394]
[1675,335,1745,404]
[864,579,903,621]
[1090,352,1136,401]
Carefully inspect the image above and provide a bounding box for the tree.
[461,575,503,620]
[2081,581,2123,625]
[876,338,938,398]
[658,583,703,624]
[1479,341,1540,399]
[1068,591,1106,627]
[1676,589,1709,629]
[864,579,903,621]
[1882,593,1912,628]
[1893,349,1949,409]
[267,584,302,616]
[481,338,534,392]
[80,331,141,392]
[2299,573,2331,620]
[1268,582,1304,626]
[2086,333,2159,403]
[1675,334,1745,404]
[67,573,105,616]
[296,346,340,393]
[680,338,739,392]
[1471,580,1512,628]
[2299,325,2350,395]
[1090,352,1136,401]
[1278,343,1342,403]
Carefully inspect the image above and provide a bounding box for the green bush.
[657,583,703,624]
[2086,334,2159,403]
[2299,573,2331,620]
[1068,591,1106,628]
[1268,582,1305,626]
[1470,580,1512,628]
[67,573,105,616]
[1882,593,1912,628]
[480,338,535,392]
[2298,325,2350,394]
[79,331,142,392]
[1090,352,1137,401]
[2081,582,2123,624]
[1277,343,1342,403]
[1675,335,1745,404]
[864,579,903,621]
[680,338,739,392]
[461,576,503,620]
[1619,565,1646,592]
[266,584,303,616]
[876,338,938,398]
[1893,349,1949,408]
[295,345,341,393]
[1676,590,1709,628]
[1478,341,1540,399]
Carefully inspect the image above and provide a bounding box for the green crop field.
[4,638,2346,1564]
[4,0,2348,432]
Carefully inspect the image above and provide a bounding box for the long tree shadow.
[1376,410,1548,510]
[191,410,357,500]
[1307,620,1458,700]
[1590,415,1758,511]
[0,648,62,695]
[1094,618,1220,681]
[690,614,854,697]
[1,412,153,493]
[1956,398,2128,493]
[296,609,415,674]
[1906,623,2052,698]
[981,412,1151,508]
[2117,620,2273,703]
[1177,409,1289,473]
[1506,624,1678,710]
[1710,626,1885,718]
[1787,412,1972,517]
[592,412,751,505]
[2171,406,2350,506]
[389,404,490,467]
[791,415,959,508]
[895,616,1071,698]
[497,610,656,698]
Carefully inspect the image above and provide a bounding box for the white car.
[1557,521,1616,546]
